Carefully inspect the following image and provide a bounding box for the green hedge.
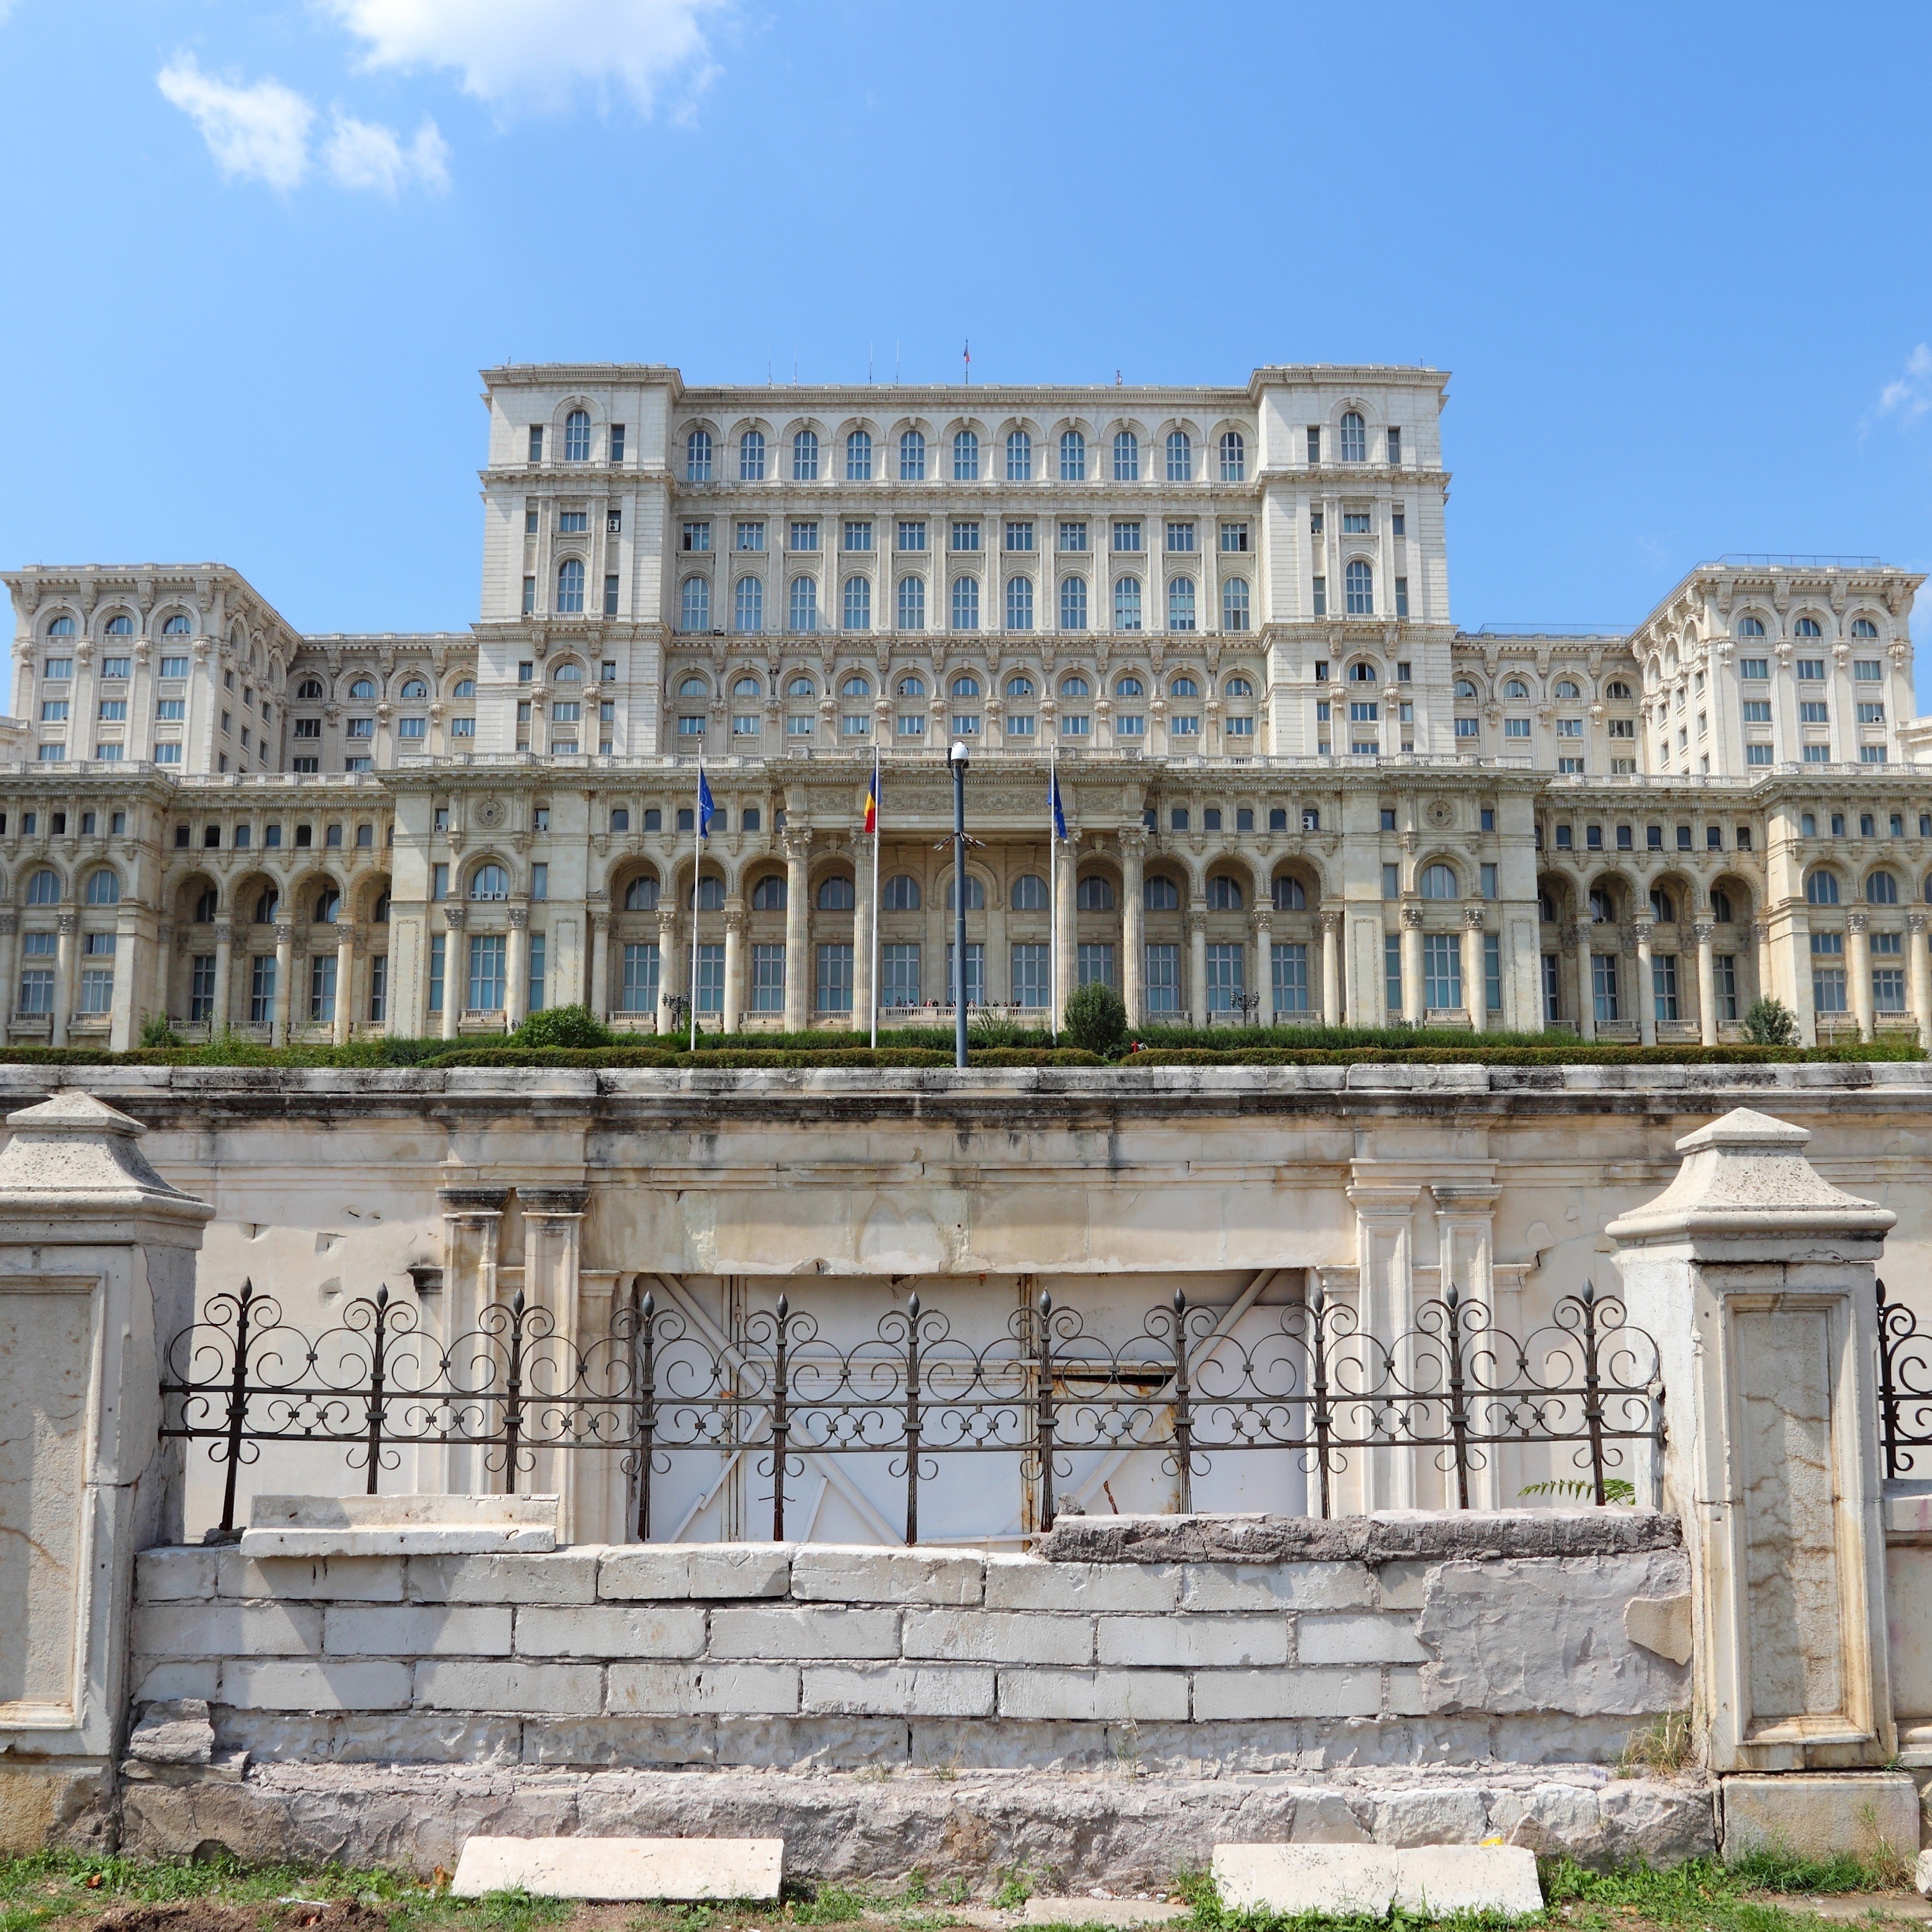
[420,1044,1104,1070]
[1126,1041,1922,1068]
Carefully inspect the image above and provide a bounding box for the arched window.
[951,675,981,698]
[1606,680,1632,700]
[624,874,659,911]
[1554,680,1580,700]
[373,892,391,925]
[1060,576,1088,630]
[349,677,377,700]
[1453,678,1477,699]
[817,875,855,910]
[1012,873,1048,910]
[944,873,986,910]
[1339,411,1366,462]
[162,614,192,636]
[845,428,872,481]
[1114,577,1143,631]
[254,887,279,924]
[1794,616,1822,638]
[883,874,921,910]
[1711,887,1735,924]
[1169,676,1200,698]
[1503,680,1528,699]
[899,428,925,481]
[471,864,510,901]
[694,876,724,911]
[685,428,712,481]
[1207,875,1243,910]
[1165,428,1192,481]
[1421,863,1458,899]
[1538,890,1558,924]
[1060,675,1090,697]
[788,676,816,699]
[1868,870,1900,905]
[193,887,218,924]
[842,577,872,632]
[557,559,586,613]
[1167,579,1197,632]
[297,679,324,700]
[1852,617,1879,639]
[1649,888,1675,923]
[738,428,766,481]
[1805,870,1840,905]
[1737,615,1765,638]
[1005,428,1032,481]
[1219,429,1245,482]
[1344,560,1373,616]
[314,884,341,923]
[897,575,926,631]
[1006,675,1034,697]
[105,614,133,636]
[1115,675,1144,697]
[679,676,708,698]
[46,615,75,638]
[1112,428,1139,481]
[732,676,761,698]
[564,409,592,461]
[793,428,820,481]
[896,674,926,697]
[1222,578,1250,632]
[83,869,119,906]
[1144,875,1180,910]
[681,577,710,633]
[841,674,871,698]
[1224,676,1252,697]
[1273,874,1308,910]
[1077,875,1115,911]
[1006,577,1035,630]
[400,677,429,700]
[953,428,979,481]
[733,577,763,633]
[951,576,981,631]
[1060,428,1086,481]
[751,875,787,910]
[788,577,817,633]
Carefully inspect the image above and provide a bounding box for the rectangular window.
[1271,941,1309,1015]
[1204,943,1244,1013]
[1741,701,1772,723]
[1811,931,1846,1013]
[1075,943,1115,992]
[1111,521,1143,552]
[466,933,506,1012]
[1796,658,1825,680]
[896,519,927,551]
[694,943,726,1014]
[881,942,921,1007]
[735,520,765,551]
[603,575,619,617]
[1455,717,1480,740]
[750,943,785,1012]
[1555,718,1583,738]
[788,520,819,551]
[1557,756,1585,773]
[1591,951,1621,1023]
[945,942,985,1007]
[1803,744,1830,763]
[1003,519,1035,551]
[1060,714,1090,737]
[1652,954,1679,1023]
[842,714,871,737]
[250,954,276,1026]
[1874,960,1907,1012]
[1861,745,1889,764]
[428,934,446,1015]
[1542,953,1561,1025]
[843,519,874,551]
[522,576,536,615]
[1746,744,1773,766]
[1164,521,1196,552]
[1306,426,1321,463]
[1484,931,1502,1013]
[619,943,660,1014]
[1342,510,1371,535]
[1116,714,1144,737]
[1220,522,1250,552]
[1385,934,1403,1017]
[677,715,706,736]
[1395,577,1409,618]
[1480,862,1498,899]
[1422,932,1462,1011]
[1143,943,1179,1014]
[308,951,337,1024]
[1504,717,1531,739]
[528,933,546,1013]
[1857,701,1886,723]
[949,520,981,551]
[159,655,189,679]
[1311,576,1326,617]
[1799,700,1829,723]
[1010,942,1050,1009]
[897,715,925,738]
[1713,953,1738,1022]
[189,954,216,1024]
[815,943,853,1013]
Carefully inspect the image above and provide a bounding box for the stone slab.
[1917,1849,1931,1900]
[1024,1902,1188,1926]
[1722,1773,1922,1861]
[1212,1843,1542,1917]
[450,1834,783,1899]
[1393,1846,1545,1916]
[241,1495,559,1557]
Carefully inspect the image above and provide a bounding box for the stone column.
[1252,908,1271,1022]
[270,920,294,1048]
[506,908,530,1028]
[440,907,464,1041]
[1187,907,1208,1026]
[51,913,76,1050]
[1694,919,1719,1046]
[587,910,609,1023]
[0,1092,213,1846]
[1399,902,1423,1024]
[784,833,811,1033]
[1431,1177,1503,1507]
[334,926,357,1045]
[1634,919,1657,1045]
[1571,921,1597,1042]
[1319,909,1342,1025]
[435,1185,508,1496]
[1846,912,1872,1042]
[1908,911,1931,1051]
[1609,1109,1897,1773]
[1055,837,1078,1026]
[1752,918,1775,1013]
[211,920,233,1036]
[1120,830,1145,1027]
[0,913,16,1045]
[108,909,142,1054]
[721,904,743,1033]
[656,908,679,1033]
[520,1186,592,1539]
[852,846,874,1035]
[1463,905,1487,1033]
[1346,1176,1422,1511]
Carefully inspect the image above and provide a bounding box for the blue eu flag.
[1050,770,1066,842]
[697,768,715,839]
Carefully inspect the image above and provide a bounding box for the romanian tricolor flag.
[862,760,879,835]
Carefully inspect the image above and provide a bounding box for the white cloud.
[1877,343,1932,425]
[157,55,315,191]
[325,113,451,193]
[325,0,726,113]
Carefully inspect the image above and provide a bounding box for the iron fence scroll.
[1879,1277,1931,1480]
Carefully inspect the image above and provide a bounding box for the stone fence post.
[1608,1106,1896,1773]
[0,1092,212,1847]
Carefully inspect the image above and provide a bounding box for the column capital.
[520,1185,590,1218]
[213,920,234,946]
[1566,919,1593,951]
[1400,903,1423,931]
[0,913,19,937]
[1462,904,1487,931]
[56,912,77,936]
[1692,919,1715,945]
[273,921,294,946]
[437,1184,509,1218]
[443,905,467,931]
[724,906,745,934]
[508,906,530,930]
[1908,910,1928,935]
[1846,910,1869,935]
[1317,908,1342,935]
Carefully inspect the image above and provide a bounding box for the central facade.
[1,361,1928,1048]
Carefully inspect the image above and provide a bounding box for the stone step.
[1212,1843,1543,1918]
[450,1834,784,1899]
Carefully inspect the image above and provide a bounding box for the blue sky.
[4,1,1932,709]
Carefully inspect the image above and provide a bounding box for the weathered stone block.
[136,1548,218,1602]
[132,1662,220,1704]
[516,1605,706,1659]
[218,1552,404,1602]
[1179,1562,1375,1613]
[709,1605,900,1659]
[323,1605,513,1657]
[522,1717,717,1767]
[133,1600,320,1659]
[1373,1561,1433,1611]
[241,1492,558,1557]
[1096,1615,1286,1668]
[1721,1773,1921,1860]
[414,1659,602,1714]
[1024,1903,1188,1925]
[902,1609,1093,1666]
[790,1546,984,1605]
[984,1555,1177,1613]
[1371,1787,1493,1847]
[801,1664,995,1717]
[599,1545,792,1600]
[221,1660,413,1711]
[408,1551,600,1604]
[450,1834,783,1900]
[1191,1667,1379,1720]
[1212,1843,1401,1914]
[1296,1612,1428,1665]
[606,1661,799,1716]
[1393,1846,1543,1913]
[995,1667,1189,1723]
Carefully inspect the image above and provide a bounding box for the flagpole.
[1048,745,1058,1043]
[689,760,702,1051]
[869,748,880,1048]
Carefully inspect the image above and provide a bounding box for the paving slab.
[451,1834,784,1899]
[242,1494,559,1557]
[1722,1773,1921,1863]
[1212,1844,1542,1919]
[1023,1901,1188,1926]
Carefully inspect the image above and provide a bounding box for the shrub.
[510,1004,614,1050]
[1741,996,1800,1046]
[1062,981,1127,1058]
[139,1016,182,1049]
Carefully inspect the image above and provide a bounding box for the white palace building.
[4,360,1931,1052]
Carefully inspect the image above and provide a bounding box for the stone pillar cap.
[1606,1105,1895,1244]
[0,1089,212,1217]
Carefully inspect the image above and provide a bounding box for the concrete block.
[709,1605,899,1659]
[984,1555,1177,1613]
[1212,1845,1540,1917]
[1722,1773,1922,1861]
[1384,1667,1431,1716]
[414,1659,603,1715]
[790,1546,984,1604]
[1192,1667,1380,1720]
[1096,1615,1287,1669]
[1179,1562,1375,1613]
[136,1547,218,1601]
[1297,1612,1429,1665]
[127,1700,215,1767]
[133,1662,219,1704]
[133,1600,321,1659]
[1024,1904,1188,1926]
[516,1605,706,1659]
[241,1492,558,1556]
[409,1551,601,1604]
[995,1668,1189,1723]
[1372,1787,1493,1847]
[323,1606,513,1656]
[801,1664,995,1717]
[221,1660,413,1711]
[451,1835,782,1901]
[902,1609,1094,1666]
[217,1551,404,1601]
[1372,1561,1433,1611]
[523,1717,717,1768]
[1393,1846,1543,1915]
[599,1545,792,1600]
[608,1662,799,1717]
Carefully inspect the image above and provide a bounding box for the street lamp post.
[951,739,969,1069]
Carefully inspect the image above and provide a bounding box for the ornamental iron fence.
[160,1279,1665,1543]
[1880,1277,1931,1480]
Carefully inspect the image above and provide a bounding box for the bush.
[139,1016,182,1049]
[1062,981,1127,1057]
[1741,996,1801,1046]
[510,1004,614,1050]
